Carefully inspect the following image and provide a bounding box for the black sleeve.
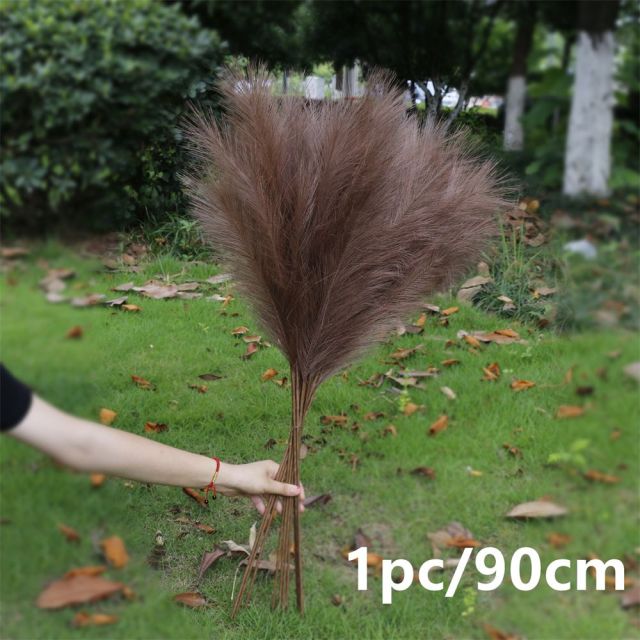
[1,364,33,432]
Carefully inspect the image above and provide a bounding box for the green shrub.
[0,0,221,231]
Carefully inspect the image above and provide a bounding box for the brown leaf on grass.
[100,536,129,569]
[363,411,386,420]
[463,334,482,348]
[410,467,436,479]
[231,326,249,336]
[64,566,106,579]
[37,575,124,609]
[511,379,535,391]
[383,424,398,437]
[198,373,223,381]
[182,487,207,507]
[428,415,449,436]
[144,422,168,433]
[99,409,117,426]
[623,362,640,383]
[197,547,227,581]
[188,384,208,394]
[482,362,501,381]
[403,402,421,416]
[584,469,620,484]
[575,385,594,397]
[320,414,348,426]
[71,294,106,307]
[440,386,457,400]
[194,523,216,534]
[428,522,475,557]
[174,592,208,608]
[65,325,83,339]
[441,358,460,367]
[502,443,522,458]
[482,622,522,640]
[506,500,568,519]
[90,473,106,487]
[121,304,142,312]
[1,246,29,259]
[58,524,81,543]
[556,405,585,419]
[206,273,232,285]
[547,532,572,549]
[243,334,262,344]
[446,536,481,549]
[261,367,278,381]
[131,374,154,390]
[441,306,459,316]
[389,344,424,361]
[415,312,427,328]
[242,342,259,359]
[621,585,640,609]
[105,296,128,307]
[331,594,344,606]
[303,494,332,508]
[113,282,135,292]
[71,612,118,628]
[459,329,524,345]
[610,428,622,441]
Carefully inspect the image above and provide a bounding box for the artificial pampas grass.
[184,68,507,615]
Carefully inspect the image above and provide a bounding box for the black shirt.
[0,365,32,431]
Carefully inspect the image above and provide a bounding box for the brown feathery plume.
[183,67,508,616]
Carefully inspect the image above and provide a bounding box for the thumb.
[268,480,300,497]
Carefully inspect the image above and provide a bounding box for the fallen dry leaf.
[463,334,482,348]
[113,282,134,292]
[231,326,249,336]
[37,575,124,610]
[383,424,398,437]
[428,522,475,557]
[320,414,348,426]
[188,384,208,394]
[621,585,640,609]
[197,548,227,581]
[58,524,81,543]
[242,342,259,359]
[447,536,481,549]
[131,374,154,390]
[1,246,29,259]
[261,368,278,381]
[403,402,421,416]
[389,344,423,361]
[65,325,83,339]
[105,296,128,307]
[623,362,640,383]
[428,415,449,436]
[90,473,106,487]
[99,409,117,426]
[121,304,141,312]
[303,494,332,508]
[440,386,457,400]
[100,536,129,569]
[441,358,460,367]
[206,273,232,285]
[547,532,572,549]
[410,467,436,479]
[482,622,522,640]
[71,294,106,307]
[363,411,386,420]
[63,566,106,579]
[458,329,524,345]
[584,469,620,484]
[441,306,459,316]
[72,612,118,628]
[556,405,585,419]
[182,487,207,507]
[144,422,168,433]
[511,379,536,391]
[506,500,568,519]
[174,592,208,608]
[198,373,223,381]
[483,362,501,381]
[502,443,522,458]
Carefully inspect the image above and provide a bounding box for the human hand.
[216,460,305,515]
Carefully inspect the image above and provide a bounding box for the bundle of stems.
[184,67,507,615]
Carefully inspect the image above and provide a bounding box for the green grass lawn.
[1,243,639,640]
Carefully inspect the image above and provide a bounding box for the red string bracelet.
[203,456,220,504]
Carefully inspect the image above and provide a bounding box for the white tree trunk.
[563,30,616,197]
[503,75,526,151]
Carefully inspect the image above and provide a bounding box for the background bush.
[0,0,221,232]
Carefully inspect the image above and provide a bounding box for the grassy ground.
[1,243,638,640]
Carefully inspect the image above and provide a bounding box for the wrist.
[215,461,236,496]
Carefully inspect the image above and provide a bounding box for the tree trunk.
[503,5,535,151]
[444,80,469,132]
[563,0,619,197]
[282,68,289,95]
